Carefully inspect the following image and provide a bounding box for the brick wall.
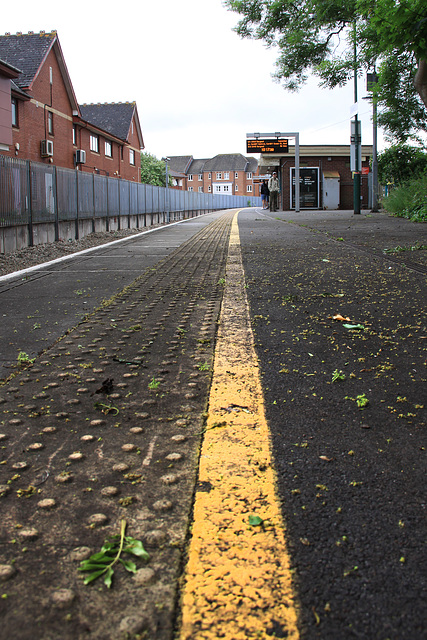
[4,48,75,168]
[279,155,370,210]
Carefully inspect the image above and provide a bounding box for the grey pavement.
[0,211,227,380]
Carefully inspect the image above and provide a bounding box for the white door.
[323,177,340,209]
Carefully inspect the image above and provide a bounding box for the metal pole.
[372,95,379,212]
[295,133,300,213]
[353,24,361,214]
[166,160,170,223]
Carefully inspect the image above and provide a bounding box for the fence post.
[106,176,109,232]
[92,174,96,233]
[128,181,131,229]
[75,169,79,240]
[27,160,34,247]
[53,166,59,241]
[118,179,121,231]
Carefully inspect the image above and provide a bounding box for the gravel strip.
[0,228,156,277]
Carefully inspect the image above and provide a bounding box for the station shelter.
[257,144,373,211]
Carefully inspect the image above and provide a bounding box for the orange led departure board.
[246,138,289,154]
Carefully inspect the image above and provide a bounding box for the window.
[235,172,238,179]
[208,185,211,192]
[188,174,193,181]
[215,185,221,193]
[216,172,222,180]
[90,134,99,153]
[72,126,76,146]
[247,172,252,179]
[188,186,193,192]
[129,149,135,165]
[224,172,229,180]
[247,185,252,192]
[208,172,211,179]
[198,174,203,181]
[198,186,203,192]
[223,185,229,192]
[235,184,238,191]
[47,111,53,135]
[105,141,112,157]
[11,98,18,127]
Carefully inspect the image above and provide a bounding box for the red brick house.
[77,102,143,181]
[0,31,144,181]
[0,58,21,151]
[168,153,259,194]
[259,144,373,210]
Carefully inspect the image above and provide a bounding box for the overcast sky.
[3,0,385,160]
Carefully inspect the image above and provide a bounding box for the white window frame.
[188,186,193,192]
[247,185,252,192]
[235,184,238,191]
[90,134,99,153]
[224,172,229,180]
[129,149,135,165]
[11,98,18,127]
[208,185,211,192]
[235,172,239,179]
[188,174,193,181]
[208,172,212,179]
[47,111,54,135]
[247,172,252,179]
[216,172,222,180]
[198,186,203,192]
[105,141,112,157]
[198,174,203,181]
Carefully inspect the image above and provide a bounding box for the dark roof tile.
[0,31,56,88]
[168,156,193,173]
[79,102,136,141]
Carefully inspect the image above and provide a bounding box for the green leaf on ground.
[79,519,149,588]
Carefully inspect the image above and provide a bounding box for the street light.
[366,72,379,212]
[162,157,170,223]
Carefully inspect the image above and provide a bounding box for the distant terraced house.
[0,30,144,181]
[168,154,259,195]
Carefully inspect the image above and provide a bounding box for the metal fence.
[0,156,261,231]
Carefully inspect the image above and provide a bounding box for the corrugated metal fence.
[0,156,261,232]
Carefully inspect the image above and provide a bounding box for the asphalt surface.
[0,207,426,640]
[239,209,427,640]
[0,213,227,380]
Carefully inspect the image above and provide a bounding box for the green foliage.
[378,144,427,185]
[383,174,427,222]
[225,0,427,140]
[140,152,171,187]
[79,519,149,588]
[17,351,35,365]
[148,376,160,390]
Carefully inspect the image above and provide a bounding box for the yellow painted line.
[178,211,300,640]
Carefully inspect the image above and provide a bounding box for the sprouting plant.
[217,278,226,285]
[94,402,119,416]
[356,394,369,409]
[17,351,35,365]
[79,519,149,588]
[148,377,160,390]
[332,369,346,382]
[198,361,210,371]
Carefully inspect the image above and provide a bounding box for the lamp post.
[162,157,170,223]
[353,24,361,215]
[366,71,379,212]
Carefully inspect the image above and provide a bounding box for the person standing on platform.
[268,172,280,212]
[260,180,270,209]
